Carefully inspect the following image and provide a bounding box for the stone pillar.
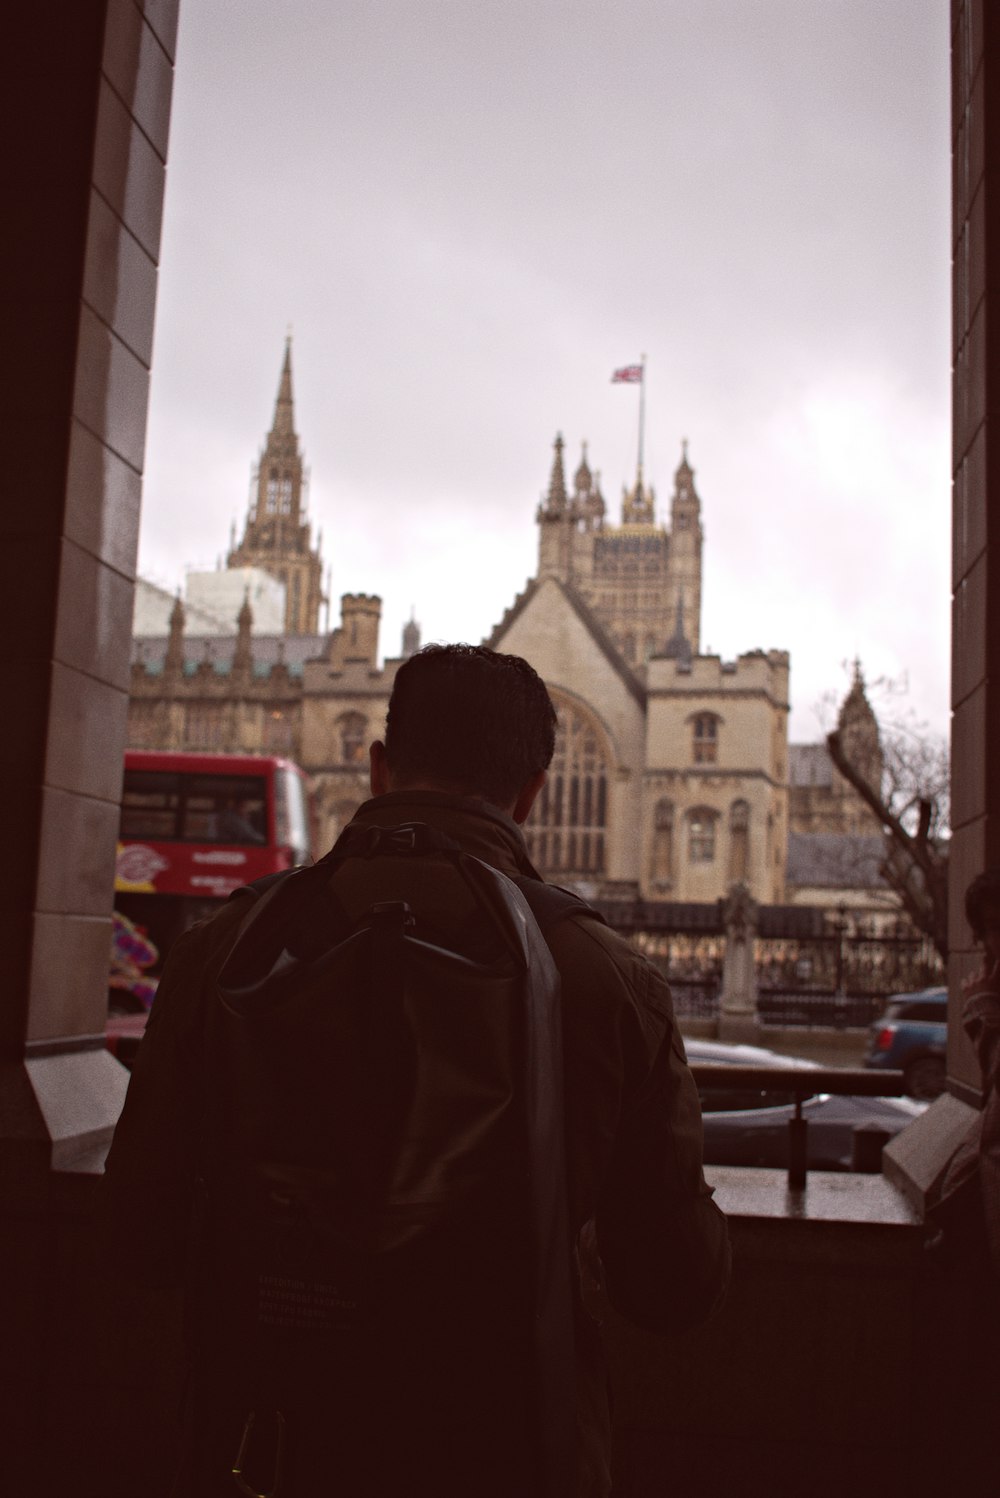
[0,4,177,1487]
[718,883,760,1043]
[885,1,1000,1212]
[1,0,176,1164]
[948,2,1000,1102]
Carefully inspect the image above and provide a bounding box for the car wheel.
[904,1056,946,1101]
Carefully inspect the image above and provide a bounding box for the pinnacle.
[270,336,296,440]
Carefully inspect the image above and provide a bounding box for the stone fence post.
[718,883,760,1043]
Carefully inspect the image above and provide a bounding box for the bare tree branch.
[827,728,948,959]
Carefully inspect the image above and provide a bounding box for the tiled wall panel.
[949,1,998,1096]
[0,1,176,1058]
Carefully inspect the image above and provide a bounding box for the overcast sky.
[139,0,951,743]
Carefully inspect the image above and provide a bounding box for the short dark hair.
[965,867,1000,941]
[384,644,557,807]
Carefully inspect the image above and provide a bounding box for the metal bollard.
[787,1098,808,1190]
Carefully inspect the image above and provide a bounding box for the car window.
[896,1002,948,1023]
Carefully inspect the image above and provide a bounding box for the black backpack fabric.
[196,821,598,1498]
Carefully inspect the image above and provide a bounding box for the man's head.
[371,644,557,818]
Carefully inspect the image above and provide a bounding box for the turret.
[668,439,703,653]
[536,433,573,580]
[621,466,655,525]
[573,441,605,531]
[328,593,381,670]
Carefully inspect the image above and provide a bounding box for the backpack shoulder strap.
[514,877,607,936]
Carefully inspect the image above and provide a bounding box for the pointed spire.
[165,591,185,675]
[573,440,592,496]
[837,659,882,794]
[402,609,421,659]
[673,438,699,505]
[270,336,296,440]
[234,589,253,673]
[545,432,568,513]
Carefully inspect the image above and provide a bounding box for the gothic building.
[226,339,326,634]
[129,358,790,904]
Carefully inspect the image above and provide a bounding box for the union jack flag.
[611,364,643,383]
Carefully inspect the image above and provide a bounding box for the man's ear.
[369,740,391,797]
[511,769,546,826]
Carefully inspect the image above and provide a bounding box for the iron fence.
[622,907,944,1029]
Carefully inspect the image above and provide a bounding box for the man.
[103,644,730,1496]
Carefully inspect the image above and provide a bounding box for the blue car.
[865,987,948,1100]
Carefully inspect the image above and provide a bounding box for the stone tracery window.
[687,805,718,863]
[184,702,226,750]
[692,712,719,764]
[524,698,609,878]
[650,797,674,888]
[337,711,367,764]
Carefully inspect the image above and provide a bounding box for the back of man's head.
[384,645,557,809]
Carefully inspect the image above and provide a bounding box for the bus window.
[120,771,182,839]
[275,766,310,864]
[181,775,268,844]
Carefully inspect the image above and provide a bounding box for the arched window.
[524,698,610,879]
[650,798,674,889]
[265,469,279,514]
[692,712,719,764]
[687,806,718,863]
[279,476,293,514]
[263,707,294,755]
[337,712,367,765]
[728,798,750,883]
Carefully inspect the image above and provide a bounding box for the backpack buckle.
[384,823,421,853]
[231,1409,286,1498]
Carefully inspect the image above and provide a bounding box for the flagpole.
[638,353,647,474]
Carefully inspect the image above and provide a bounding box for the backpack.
[196,820,600,1498]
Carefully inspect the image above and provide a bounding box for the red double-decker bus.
[114,750,312,973]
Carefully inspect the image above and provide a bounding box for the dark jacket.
[103,791,730,1497]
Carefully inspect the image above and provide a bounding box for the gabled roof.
[486,575,646,708]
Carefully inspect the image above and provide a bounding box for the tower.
[836,661,884,802]
[667,440,703,654]
[228,338,326,634]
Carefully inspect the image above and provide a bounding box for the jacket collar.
[345,790,543,882]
